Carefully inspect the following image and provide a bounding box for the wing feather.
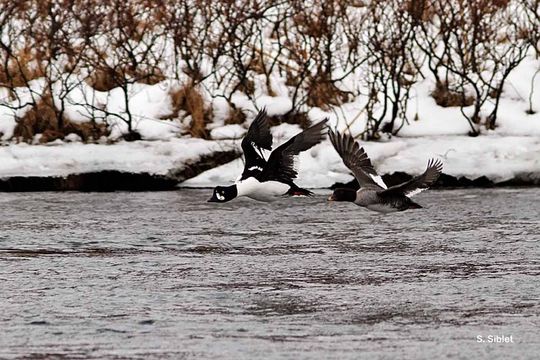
[380,159,443,197]
[241,108,272,152]
[239,108,272,178]
[329,130,384,190]
[261,119,328,183]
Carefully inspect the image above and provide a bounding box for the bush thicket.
[0,0,537,141]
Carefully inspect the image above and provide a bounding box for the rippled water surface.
[1,189,539,359]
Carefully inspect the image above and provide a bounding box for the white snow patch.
[210,125,246,140]
[183,157,244,187]
[231,92,293,118]
[106,82,180,140]
[256,96,293,116]
[0,108,17,140]
[64,133,82,143]
[0,139,235,177]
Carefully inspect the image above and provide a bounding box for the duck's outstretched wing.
[240,108,272,178]
[260,119,328,183]
[379,159,443,197]
[329,130,386,190]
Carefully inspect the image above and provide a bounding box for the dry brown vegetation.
[168,83,211,139]
[306,76,352,110]
[267,112,312,129]
[0,49,45,88]
[0,0,538,141]
[13,95,108,143]
[224,106,247,126]
[431,81,475,108]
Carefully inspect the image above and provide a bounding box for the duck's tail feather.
[409,201,423,209]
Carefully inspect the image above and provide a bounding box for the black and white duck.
[208,109,328,203]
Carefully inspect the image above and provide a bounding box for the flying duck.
[208,109,328,202]
[328,130,443,213]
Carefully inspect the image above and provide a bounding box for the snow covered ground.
[0,138,235,178]
[2,131,538,188]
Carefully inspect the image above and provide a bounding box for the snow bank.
[184,135,540,188]
[0,138,235,178]
[210,125,246,140]
[1,133,538,188]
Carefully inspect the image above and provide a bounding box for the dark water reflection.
[1,189,539,359]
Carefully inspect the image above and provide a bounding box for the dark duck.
[209,109,328,203]
[328,130,443,213]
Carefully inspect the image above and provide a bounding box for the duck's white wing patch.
[370,174,387,189]
[405,187,426,198]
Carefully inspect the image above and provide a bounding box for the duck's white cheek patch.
[217,193,225,201]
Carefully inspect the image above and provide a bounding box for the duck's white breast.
[236,178,289,202]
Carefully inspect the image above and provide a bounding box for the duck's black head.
[208,185,238,203]
[328,188,356,202]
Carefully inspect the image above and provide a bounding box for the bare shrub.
[417,0,530,134]
[522,0,539,57]
[1,0,538,142]
[160,0,221,82]
[360,0,422,139]
[79,0,167,139]
[283,0,360,112]
[0,2,42,111]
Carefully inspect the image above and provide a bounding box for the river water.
[1,189,539,359]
